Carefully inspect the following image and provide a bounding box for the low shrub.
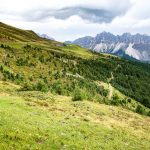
[72,89,84,101]
[136,105,146,115]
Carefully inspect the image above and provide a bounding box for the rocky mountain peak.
[68,32,150,63]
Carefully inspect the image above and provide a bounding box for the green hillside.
[0,81,150,149]
[0,22,42,42]
[0,22,150,149]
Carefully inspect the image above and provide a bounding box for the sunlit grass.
[0,82,150,149]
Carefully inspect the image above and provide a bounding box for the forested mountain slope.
[0,22,150,115]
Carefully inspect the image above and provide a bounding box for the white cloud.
[0,0,130,12]
[0,0,150,41]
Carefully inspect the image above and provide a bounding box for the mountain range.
[67,32,150,62]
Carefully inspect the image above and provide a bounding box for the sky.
[0,0,150,41]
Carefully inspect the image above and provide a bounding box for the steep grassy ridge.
[0,22,41,42]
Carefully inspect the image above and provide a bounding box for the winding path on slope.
[108,72,114,100]
[107,64,120,100]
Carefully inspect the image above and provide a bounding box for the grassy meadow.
[0,81,150,149]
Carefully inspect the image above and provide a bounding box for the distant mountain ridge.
[38,33,55,40]
[67,32,150,62]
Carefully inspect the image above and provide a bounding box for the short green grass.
[62,44,95,58]
[0,82,150,150]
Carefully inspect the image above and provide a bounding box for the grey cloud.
[25,6,128,23]
[49,7,116,23]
